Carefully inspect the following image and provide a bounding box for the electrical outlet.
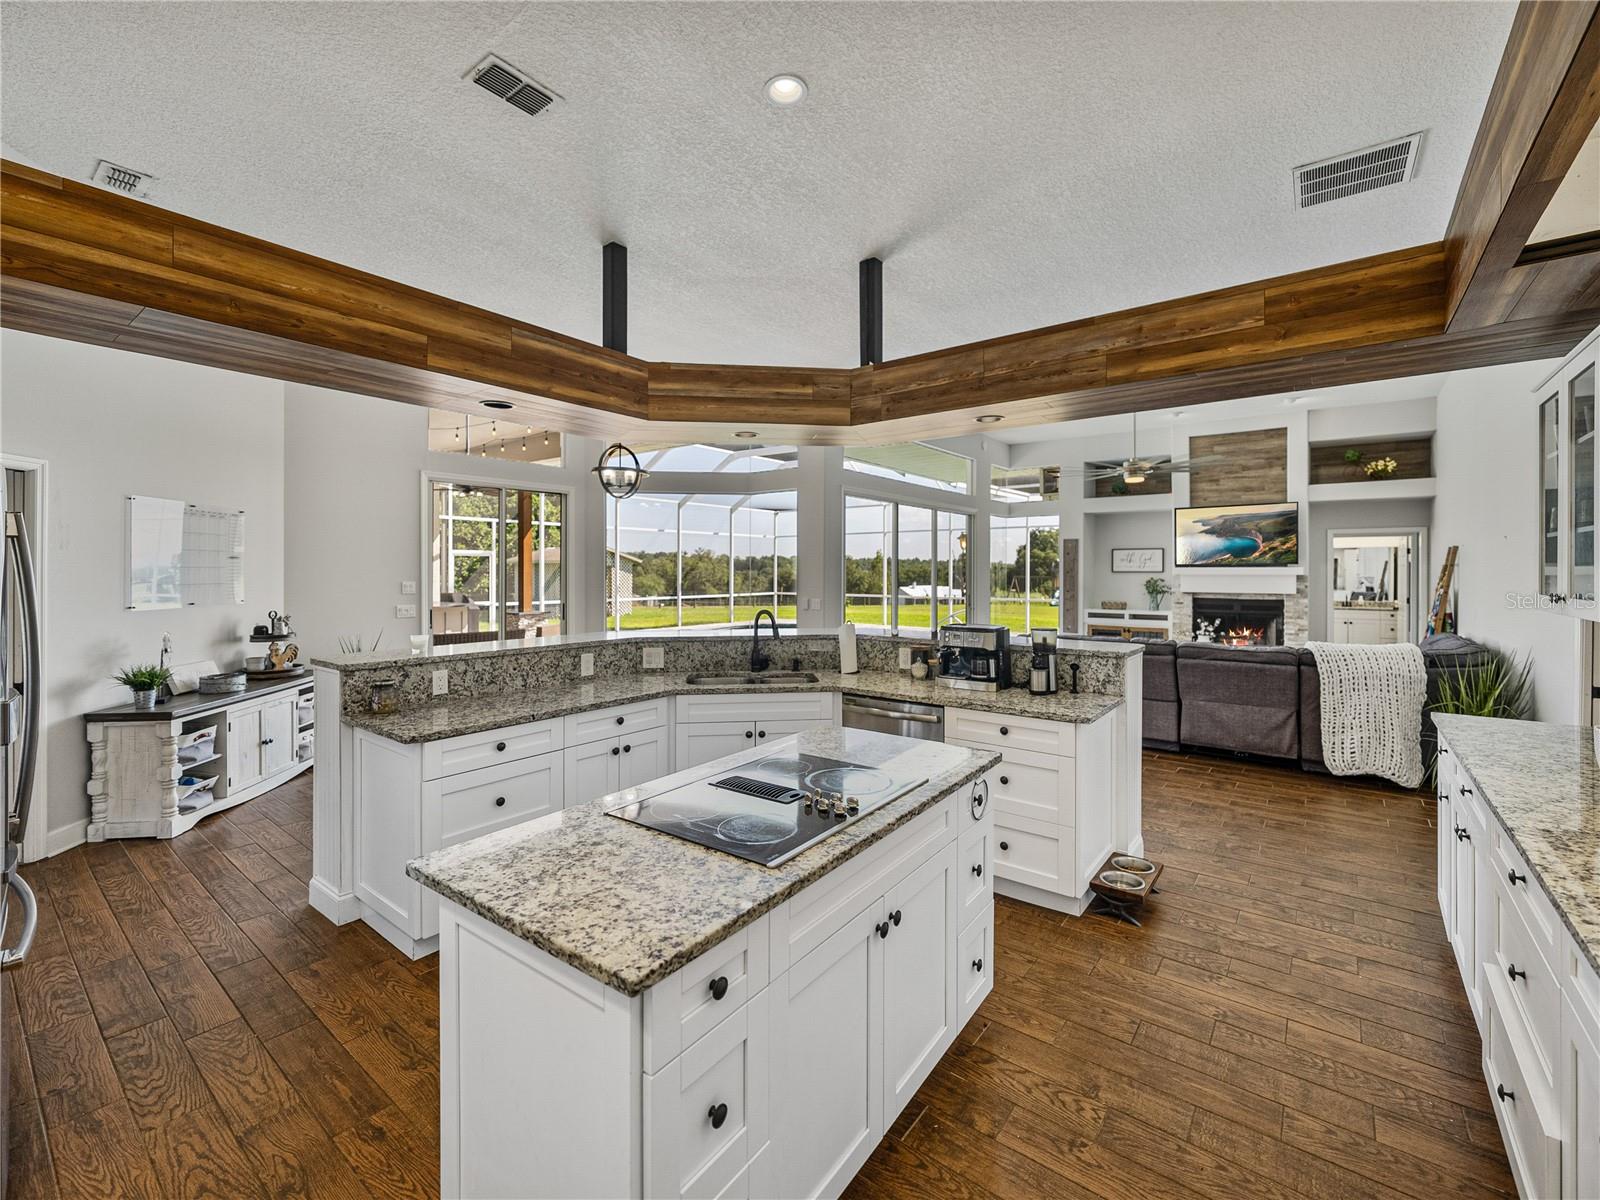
[642,646,664,670]
[580,652,595,677]
[432,669,448,696]
[898,646,913,669]
[395,603,417,619]
[400,580,417,595]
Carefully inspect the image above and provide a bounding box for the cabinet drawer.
[947,707,1074,757]
[1484,974,1561,1200]
[421,718,563,781]
[957,823,992,927]
[436,752,564,848]
[1491,824,1563,962]
[955,744,1070,826]
[958,902,994,1027]
[644,914,770,1074]
[676,691,834,725]
[993,814,1070,892]
[564,698,670,747]
[644,992,769,1200]
[1494,886,1561,1091]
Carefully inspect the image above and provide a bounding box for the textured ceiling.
[0,1,1514,369]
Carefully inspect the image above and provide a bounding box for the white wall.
[1083,510,1173,611]
[1432,357,1581,721]
[1305,498,1433,640]
[0,331,286,848]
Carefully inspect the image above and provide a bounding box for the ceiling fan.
[1060,413,1225,484]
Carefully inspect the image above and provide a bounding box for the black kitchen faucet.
[750,608,779,672]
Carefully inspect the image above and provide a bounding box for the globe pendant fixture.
[594,443,647,499]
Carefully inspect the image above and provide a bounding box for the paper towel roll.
[839,623,858,674]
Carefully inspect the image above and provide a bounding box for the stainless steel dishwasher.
[840,694,944,741]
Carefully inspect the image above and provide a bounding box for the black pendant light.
[594,443,647,499]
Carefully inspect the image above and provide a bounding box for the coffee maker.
[1029,628,1058,695]
[937,624,1012,692]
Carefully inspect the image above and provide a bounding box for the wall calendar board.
[126,496,245,610]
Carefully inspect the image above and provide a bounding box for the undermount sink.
[685,672,820,686]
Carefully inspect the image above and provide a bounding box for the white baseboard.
[994,876,1091,917]
[42,820,88,859]
[309,876,361,925]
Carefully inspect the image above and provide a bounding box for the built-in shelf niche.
[1308,434,1433,485]
[1085,463,1172,499]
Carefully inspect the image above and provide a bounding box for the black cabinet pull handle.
[972,863,983,878]
[1508,964,1526,982]
[876,921,890,939]
[745,730,754,739]
[1507,870,1526,886]
[1496,1084,1515,1103]
[262,737,274,746]
[891,909,902,926]
[495,741,507,752]
[972,958,984,973]
[1455,829,1470,842]
[616,716,625,725]
[708,975,729,1000]
[999,841,1009,851]
[708,1102,728,1129]
[1459,785,1473,796]
[611,746,620,756]
[494,796,506,807]
[999,776,1009,786]
[999,726,1009,736]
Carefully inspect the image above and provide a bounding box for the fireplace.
[1192,596,1285,646]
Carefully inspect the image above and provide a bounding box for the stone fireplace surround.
[1171,577,1311,646]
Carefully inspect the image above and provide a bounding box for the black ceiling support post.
[603,241,627,353]
[859,256,883,366]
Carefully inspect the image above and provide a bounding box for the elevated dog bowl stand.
[1086,852,1163,927]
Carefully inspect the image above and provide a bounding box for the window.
[607,490,799,631]
[428,412,562,466]
[844,496,970,635]
[989,514,1060,634]
[431,482,564,640]
[636,444,797,473]
[844,443,970,493]
[990,464,1060,502]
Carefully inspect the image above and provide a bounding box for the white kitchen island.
[408,728,998,1200]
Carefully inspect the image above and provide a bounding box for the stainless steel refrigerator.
[1,478,43,1196]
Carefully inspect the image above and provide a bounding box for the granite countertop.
[1432,714,1600,972]
[406,727,999,995]
[346,669,1123,743]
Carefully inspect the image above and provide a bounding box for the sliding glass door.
[431,482,564,641]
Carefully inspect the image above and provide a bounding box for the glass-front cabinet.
[1538,328,1600,616]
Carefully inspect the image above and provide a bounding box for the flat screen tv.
[1174,502,1299,567]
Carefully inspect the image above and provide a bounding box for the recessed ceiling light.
[975,414,1002,424]
[481,399,514,411]
[733,430,758,439]
[764,74,808,106]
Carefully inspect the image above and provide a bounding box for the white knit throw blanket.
[1306,641,1426,789]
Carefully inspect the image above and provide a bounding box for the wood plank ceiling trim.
[1443,0,1600,331]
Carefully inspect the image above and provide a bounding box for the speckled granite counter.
[1432,714,1600,972]
[406,727,998,995]
[347,669,1123,744]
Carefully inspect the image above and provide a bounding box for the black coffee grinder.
[1028,628,1058,695]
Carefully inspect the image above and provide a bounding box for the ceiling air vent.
[90,159,155,198]
[468,54,558,119]
[1293,133,1423,209]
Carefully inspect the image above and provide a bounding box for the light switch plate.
[395,603,417,619]
[898,646,913,669]
[400,580,417,595]
[580,652,595,677]
[642,646,664,670]
[432,669,448,696]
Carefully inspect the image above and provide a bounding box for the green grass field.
[615,598,1058,634]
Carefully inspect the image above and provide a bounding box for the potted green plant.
[114,663,172,711]
[1143,576,1172,611]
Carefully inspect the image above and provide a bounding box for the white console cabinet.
[436,777,993,1200]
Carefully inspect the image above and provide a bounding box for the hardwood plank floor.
[4,753,1513,1199]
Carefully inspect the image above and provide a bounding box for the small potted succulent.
[114,664,172,711]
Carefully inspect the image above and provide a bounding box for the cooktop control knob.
[832,798,848,818]
[846,796,860,813]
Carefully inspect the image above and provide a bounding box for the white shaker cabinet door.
[619,724,671,790]
[260,696,297,777]
[564,738,619,807]
[227,707,263,792]
[677,721,758,771]
[770,901,883,1200]
[880,841,958,1123]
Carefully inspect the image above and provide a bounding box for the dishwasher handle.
[842,700,942,724]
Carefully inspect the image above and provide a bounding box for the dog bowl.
[1112,855,1156,875]
[1098,870,1147,892]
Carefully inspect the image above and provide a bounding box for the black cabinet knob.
[876,921,890,939]
[1507,870,1526,886]
[890,909,902,926]
[623,745,631,754]
[496,741,507,752]
[999,726,1009,736]
[262,737,274,746]
[494,796,506,807]
[758,729,767,738]
[1496,1084,1515,1103]
[745,730,754,739]
[999,841,1009,851]
[971,863,983,878]
[999,776,1009,786]
[1508,964,1526,982]
[972,958,984,973]
[708,1102,728,1129]
[709,975,729,1000]
[611,746,620,756]
[616,716,625,725]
